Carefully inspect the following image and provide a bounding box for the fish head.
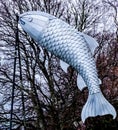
[19,11,55,41]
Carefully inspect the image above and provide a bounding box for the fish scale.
[39,19,101,94]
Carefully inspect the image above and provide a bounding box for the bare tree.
[0,0,118,130]
[0,0,66,129]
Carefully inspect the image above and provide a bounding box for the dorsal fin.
[77,32,99,55]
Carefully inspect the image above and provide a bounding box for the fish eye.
[28,17,33,22]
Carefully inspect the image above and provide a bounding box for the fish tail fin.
[81,92,117,123]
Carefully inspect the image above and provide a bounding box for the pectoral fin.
[60,60,69,73]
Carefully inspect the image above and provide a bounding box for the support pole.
[10,14,26,130]
[17,15,26,129]
[9,14,19,130]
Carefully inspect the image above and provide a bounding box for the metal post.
[9,14,19,130]
[17,14,26,129]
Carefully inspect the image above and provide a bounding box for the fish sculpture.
[19,11,116,122]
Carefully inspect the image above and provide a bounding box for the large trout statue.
[19,11,116,122]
